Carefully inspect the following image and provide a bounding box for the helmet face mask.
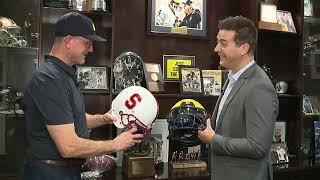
[167,99,207,147]
[0,17,27,47]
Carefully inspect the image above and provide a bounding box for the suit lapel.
[215,63,258,131]
[211,78,229,130]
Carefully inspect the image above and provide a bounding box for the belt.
[40,159,82,170]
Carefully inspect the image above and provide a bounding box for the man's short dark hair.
[218,16,257,54]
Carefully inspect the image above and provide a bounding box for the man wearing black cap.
[22,12,143,180]
[179,0,202,29]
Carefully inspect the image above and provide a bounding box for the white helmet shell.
[112,86,158,129]
[275,81,288,94]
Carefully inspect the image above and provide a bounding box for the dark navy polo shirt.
[24,55,88,160]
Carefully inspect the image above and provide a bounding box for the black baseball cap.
[55,12,106,42]
[183,0,193,6]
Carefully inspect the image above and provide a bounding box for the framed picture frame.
[147,0,208,39]
[303,96,314,115]
[76,66,109,93]
[202,70,222,96]
[273,121,286,143]
[163,55,195,82]
[276,10,296,33]
[179,65,203,95]
[151,119,169,162]
[270,142,289,165]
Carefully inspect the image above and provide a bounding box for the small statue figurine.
[171,151,178,162]
[178,151,184,162]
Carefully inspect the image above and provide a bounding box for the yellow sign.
[167,59,192,79]
[163,55,195,81]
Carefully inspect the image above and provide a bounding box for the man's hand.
[198,118,215,145]
[101,109,116,124]
[112,128,144,151]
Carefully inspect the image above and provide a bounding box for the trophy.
[167,99,208,170]
[111,86,158,177]
[169,150,206,169]
[122,138,155,178]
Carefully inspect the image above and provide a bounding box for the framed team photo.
[76,66,109,93]
[179,65,203,95]
[147,0,208,38]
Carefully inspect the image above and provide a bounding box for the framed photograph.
[147,0,208,38]
[76,66,109,92]
[303,96,314,115]
[270,142,289,165]
[202,70,222,96]
[273,121,286,143]
[276,10,296,33]
[151,119,169,162]
[163,55,195,82]
[179,65,203,94]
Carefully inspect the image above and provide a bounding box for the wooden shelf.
[258,29,301,38]
[154,93,219,98]
[278,94,300,99]
[42,7,112,16]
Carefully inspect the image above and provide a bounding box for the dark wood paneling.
[112,0,238,71]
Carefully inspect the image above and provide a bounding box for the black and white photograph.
[202,70,222,96]
[77,66,109,92]
[179,65,203,94]
[270,142,289,165]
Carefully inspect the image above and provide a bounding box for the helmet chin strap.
[120,113,152,139]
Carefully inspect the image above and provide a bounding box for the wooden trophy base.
[169,161,207,169]
[122,154,155,178]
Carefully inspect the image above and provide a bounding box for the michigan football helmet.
[167,99,208,147]
[0,16,27,47]
[112,86,158,137]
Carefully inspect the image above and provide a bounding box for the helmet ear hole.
[167,99,207,147]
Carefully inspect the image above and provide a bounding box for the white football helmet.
[112,86,158,136]
[0,16,27,47]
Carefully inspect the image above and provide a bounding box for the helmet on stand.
[0,16,27,47]
[112,86,159,138]
[167,99,208,147]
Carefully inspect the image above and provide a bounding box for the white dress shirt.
[216,60,255,127]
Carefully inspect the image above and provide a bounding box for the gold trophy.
[111,86,159,178]
[122,140,155,178]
